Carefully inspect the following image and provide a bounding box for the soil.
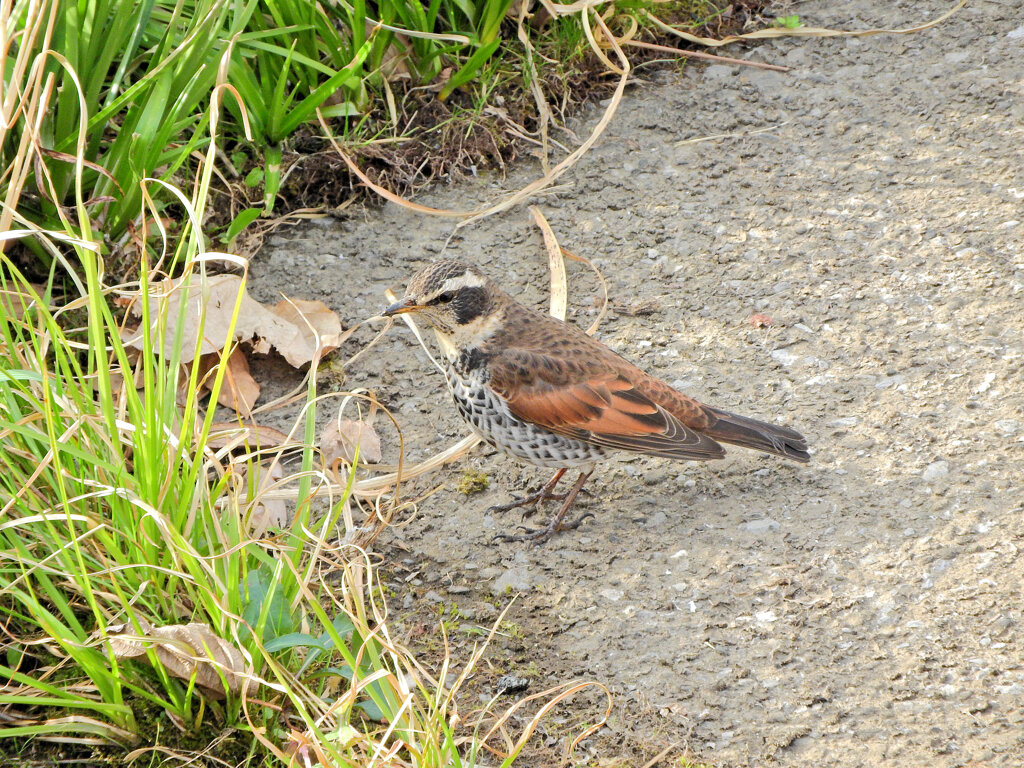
[249,1,1024,765]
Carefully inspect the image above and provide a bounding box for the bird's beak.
[383,297,423,316]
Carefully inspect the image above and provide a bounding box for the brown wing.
[487,349,725,461]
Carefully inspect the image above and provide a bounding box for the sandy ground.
[250,1,1024,765]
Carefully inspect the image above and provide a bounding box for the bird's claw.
[486,488,568,517]
[491,512,596,546]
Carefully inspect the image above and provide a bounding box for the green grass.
[2,0,747,265]
[1,0,760,761]
[0,168,500,765]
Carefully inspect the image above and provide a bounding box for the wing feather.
[488,350,725,461]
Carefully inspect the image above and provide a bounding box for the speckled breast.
[442,357,605,469]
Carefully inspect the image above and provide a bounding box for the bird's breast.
[441,358,606,469]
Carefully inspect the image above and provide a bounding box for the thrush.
[384,260,809,543]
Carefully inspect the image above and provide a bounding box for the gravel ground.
[251,1,1024,764]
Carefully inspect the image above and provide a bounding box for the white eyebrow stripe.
[442,272,486,292]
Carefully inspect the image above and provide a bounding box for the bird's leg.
[493,470,595,545]
[486,468,567,518]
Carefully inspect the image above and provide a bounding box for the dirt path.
[252,1,1024,764]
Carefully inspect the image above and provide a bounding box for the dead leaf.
[270,298,346,356]
[748,313,774,328]
[122,274,343,367]
[107,620,256,699]
[240,462,288,536]
[370,21,411,82]
[423,66,453,93]
[321,418,382,465]
[206,423,293,451]
[0,283,46,319]
[198,348,260,417]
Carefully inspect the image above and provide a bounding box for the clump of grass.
[3,0,780,268]
[0,37,616,763]
[1,0,523,259]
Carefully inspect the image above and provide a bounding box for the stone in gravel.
[770,347,801,366]
[922,461,950,482]
[424,590,444,603]
[492,567,533,595]
[704,65,734,81]
[994,419,1020,436]
[495,675,530,696]
[741,519,780,535]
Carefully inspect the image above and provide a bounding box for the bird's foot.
[487,487,592,520]
[491,512,596,546]
[486,488,567,518]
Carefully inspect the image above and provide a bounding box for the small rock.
[495,675,531,696]
[424,590,444,604]
[771,348,801,366]
[492,567,533,595]
[703,65,735,80]
[1008,25,1024,40]
[599,588,625,602]
[644,468,669,485]
[755,611,777,623]
[447,585,471,595]
[671,378,698,391]
[875,374,906,390]
[741,518,780,535]
[829,416,858,427]
[646,511,668,528]
[922,461,950,482]
[994,419,1020,436]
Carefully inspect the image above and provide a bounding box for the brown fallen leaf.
[206,422,293,451]
[748,313,774,328]
[197,348,260,417]
[239,461,288,536]
[270,298,347,357]
[122,274,344,367]
[321,418,382,465]
[0,283,47,319]
[107,620,256,699]
[363,19,411,82]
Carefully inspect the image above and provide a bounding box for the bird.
[384,259,809,543]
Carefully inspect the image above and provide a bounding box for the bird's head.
[384,260,499,346]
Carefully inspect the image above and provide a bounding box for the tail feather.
[702,407,809,463]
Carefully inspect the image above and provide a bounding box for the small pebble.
[495,675,531,696]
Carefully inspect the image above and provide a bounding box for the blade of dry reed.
[382,288,449,375]
[645,0,966,47]
[529,207,568,321]
[452,11,631,229]
[320,134,472,218]
[581,7,625,76]
[477,679,613,759]
[640,742,682,768]
[560,246,607,336]
[623,39,789,71]
[535,0,608,16]
[349,291,481,497]
[317,28,631,230]
[675,122,786,147]
[516,3,552,176]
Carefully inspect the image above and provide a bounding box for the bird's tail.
[701,407,810,463]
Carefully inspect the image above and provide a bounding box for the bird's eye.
[436,291,455,304]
